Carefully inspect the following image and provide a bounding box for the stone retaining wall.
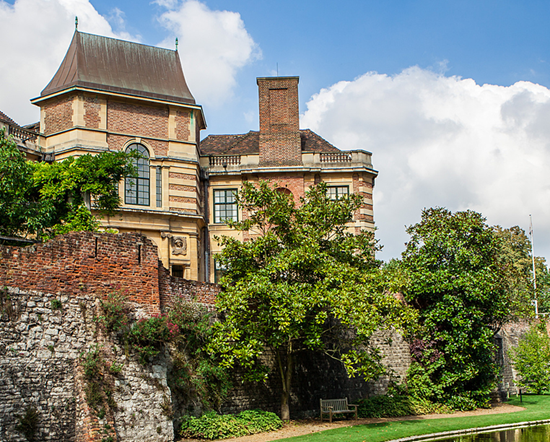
[0,287,173,442]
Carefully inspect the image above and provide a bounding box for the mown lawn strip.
[283,395,550,442]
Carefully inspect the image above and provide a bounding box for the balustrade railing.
[8,125,37,142]
[209,155,241,166]
[319,152,352,163]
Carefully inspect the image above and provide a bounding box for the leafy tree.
[509,321,550,394]
[493,225,549,317]
[210,181,414,420]
[0,130,137,240]
[401,208,510,410]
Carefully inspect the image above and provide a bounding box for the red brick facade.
[169,172,197,181]
[107,100,168,139]
[160,267,219,307]
[257,77,302,166]
[0,232,219,313]
[175,109,191,141]
[169,184,196,192]
[83,95,101,129]
[169,195,196,204]
[43,96,73,135]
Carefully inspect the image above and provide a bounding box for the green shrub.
[236,409,283,433]
[128,314,178,364]
[98,293,129,332]
[509,321,550,394]
[357,395,414,418]
[180,410,283,440]
[50,299,62,310]
[357,394,451,418]
[85,382,103,411]
[81,345,102,378]
[169,301,232,410]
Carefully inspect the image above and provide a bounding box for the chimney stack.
[257,76,302,166]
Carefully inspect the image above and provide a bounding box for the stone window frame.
[213,188,238,224]
[125,143,151,206]
[327,185,349,201]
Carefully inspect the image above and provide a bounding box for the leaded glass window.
[213,189,237,223]
[156,166,162,208]
[125,143,150,206]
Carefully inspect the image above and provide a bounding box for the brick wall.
[175,109,191,141]
[0,232,161,313]
[257,77,302,166]
[353,173,375,224]
[83,96,101,129]
[107,100,168,139]
[43,96,74,135]
[159,267,219,308]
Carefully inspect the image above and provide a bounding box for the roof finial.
[75,16,78,31]
[175,37,178,51]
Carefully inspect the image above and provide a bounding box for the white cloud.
[301,67,550,262]
[156,0,260,107]
[0,0,132,125]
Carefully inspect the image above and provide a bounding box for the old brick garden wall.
[0,231,528,440]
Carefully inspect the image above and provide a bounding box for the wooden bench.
[320,398,358,423]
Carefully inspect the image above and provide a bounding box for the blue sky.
[2,0,550,264]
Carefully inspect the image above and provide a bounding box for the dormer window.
[125,143,150,206]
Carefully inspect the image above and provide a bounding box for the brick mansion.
[2,30,378,283]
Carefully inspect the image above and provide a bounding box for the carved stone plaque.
[171,236,187,255]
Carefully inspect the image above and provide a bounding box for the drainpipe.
[203,170,210,282]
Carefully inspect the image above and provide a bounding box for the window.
[125,143,150,206]
[156,166,162,208]
[328,185,349,200]
[172,265,184,278]
[214,259,226,283]
[213,189,238,223]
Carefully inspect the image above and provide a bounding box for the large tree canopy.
[0,130,137,240]
[401,208,511,410]
[210,181,414,420]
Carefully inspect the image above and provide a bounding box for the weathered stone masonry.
[0,233,219,441]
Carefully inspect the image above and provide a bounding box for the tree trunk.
[281,390,290,421]
[277,348,293,421]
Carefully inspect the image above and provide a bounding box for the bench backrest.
[320,398,349,412]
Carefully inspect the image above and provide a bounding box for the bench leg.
[329,410,332,424]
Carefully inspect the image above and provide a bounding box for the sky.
[2,0,550,263]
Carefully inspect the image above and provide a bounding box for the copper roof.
[200,129,341,156]
[40,31,195,104]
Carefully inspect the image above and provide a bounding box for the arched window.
[125,143,150,206]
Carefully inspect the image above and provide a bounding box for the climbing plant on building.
[0,130,138,240]
[210,181,415,421]
[400,208,511,410]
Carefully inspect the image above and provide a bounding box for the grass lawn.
[284,395,550,442]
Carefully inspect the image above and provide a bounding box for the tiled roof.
[200,129,340,156]
[0,110,18,126]
[41,31,195,104]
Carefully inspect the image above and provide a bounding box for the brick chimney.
[257,76,302,166]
